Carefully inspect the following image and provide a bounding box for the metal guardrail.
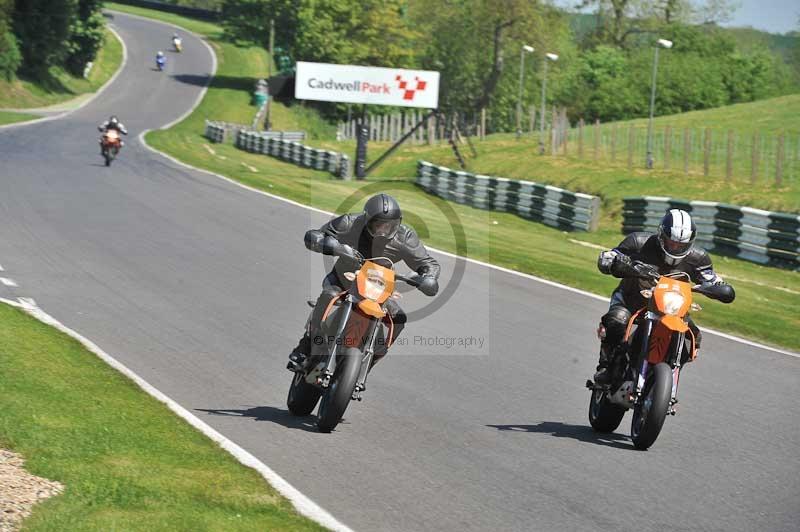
[204,121,306,144]
[622,196,800,270]
[416,161,601,232]
[234,129,350,179]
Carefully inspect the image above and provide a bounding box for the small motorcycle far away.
[97,116,127,167]
[587,263,734,450]
[172,33,182,53]
[156,51,166,71]
[287,250,436,433]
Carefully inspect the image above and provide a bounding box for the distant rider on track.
[289,193,441,372]
[593,209,735,385]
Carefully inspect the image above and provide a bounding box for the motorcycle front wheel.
[104,149,112,166]
[287,371,321,416]
[588,388,626,433]
[316,347,362,433]
[631,362,672,450]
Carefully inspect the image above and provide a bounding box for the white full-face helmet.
[657,209,697,266]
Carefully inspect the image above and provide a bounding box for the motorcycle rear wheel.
[631,362,672,450]
[316,347,361,433]
[588,388,626,433]
[287,371,322,416]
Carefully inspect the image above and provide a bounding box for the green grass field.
[123,5,799,351]
[0,27,123,111]
[0,110,40,126]
[0,302,323,531]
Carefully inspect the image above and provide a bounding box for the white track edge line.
[0,297,354,532]
[0,25,128,131]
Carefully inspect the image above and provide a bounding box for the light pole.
[646,38,673,169]
[516,44,534,139]
[538,52,558,155]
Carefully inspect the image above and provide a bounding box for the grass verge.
[0,302,324,530]
[0,27,123,110]
[0,110,40,126]
[123,5,799,352]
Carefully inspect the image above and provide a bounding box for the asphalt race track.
[1,12,798,532]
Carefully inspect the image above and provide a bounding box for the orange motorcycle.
[99,128,122,166]
[587,264,730,450]
[287,255,434,433]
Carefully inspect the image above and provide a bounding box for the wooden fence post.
[683,128,690,175]
[776,133,785,186]
[594,119,600,161]
[578,119,584,158]
[751,132,759,183]
[480,108,486,140]
[550,108,557,156]
[726,130,734,181]
[428,115,435,145]
[703,128,711,177]
[664,126,671,170]
[627,125,635,169]
[611,124,617,162]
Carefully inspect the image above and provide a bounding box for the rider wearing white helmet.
[592,209,735,384]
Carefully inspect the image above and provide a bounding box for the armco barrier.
[204,121,306,144]
[622,196,800,270]
[416,161,601,232]
[235,129,350,179]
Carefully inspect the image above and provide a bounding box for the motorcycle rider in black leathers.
[593,209,735,385]
[97,116,128,154]
[289,194,441,371]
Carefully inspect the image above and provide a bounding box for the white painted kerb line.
[0,277,18,287]
[0,297,353,532]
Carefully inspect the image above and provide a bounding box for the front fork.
[352,320,380,401]
[316,299,353,388]
[634,318,683,415]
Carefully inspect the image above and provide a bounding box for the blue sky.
[553,0,799,35]
[724,0,799,34]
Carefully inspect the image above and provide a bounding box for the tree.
[12,0,75,77]
[64,0,105,76]
[0,0,20,80]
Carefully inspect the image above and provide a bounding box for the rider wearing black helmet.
[289,194,441,369]
[593,209,735,384]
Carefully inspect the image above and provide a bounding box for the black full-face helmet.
[657,209,697,266]
[363,193,402,239]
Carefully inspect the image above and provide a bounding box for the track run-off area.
[0,12,797,532]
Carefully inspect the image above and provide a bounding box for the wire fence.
[337,108,798,185]
[545,117,798,185]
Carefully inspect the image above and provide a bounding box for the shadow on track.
[196,405,321,432]
[487,421,631,450]
[171,74,251,90]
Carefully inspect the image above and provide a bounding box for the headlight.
[363,274,386,301]
[662,291,685,315]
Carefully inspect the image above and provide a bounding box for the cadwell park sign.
[295,61,440,109]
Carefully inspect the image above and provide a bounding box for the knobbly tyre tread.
[588,388,626,433]
[316,347,362,433]
[287,371,322,416]
[631,362,672,450]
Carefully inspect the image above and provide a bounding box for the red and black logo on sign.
[395,75,427,101]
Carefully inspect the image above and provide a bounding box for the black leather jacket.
[598,232,735,309]
[305,213,441,284]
